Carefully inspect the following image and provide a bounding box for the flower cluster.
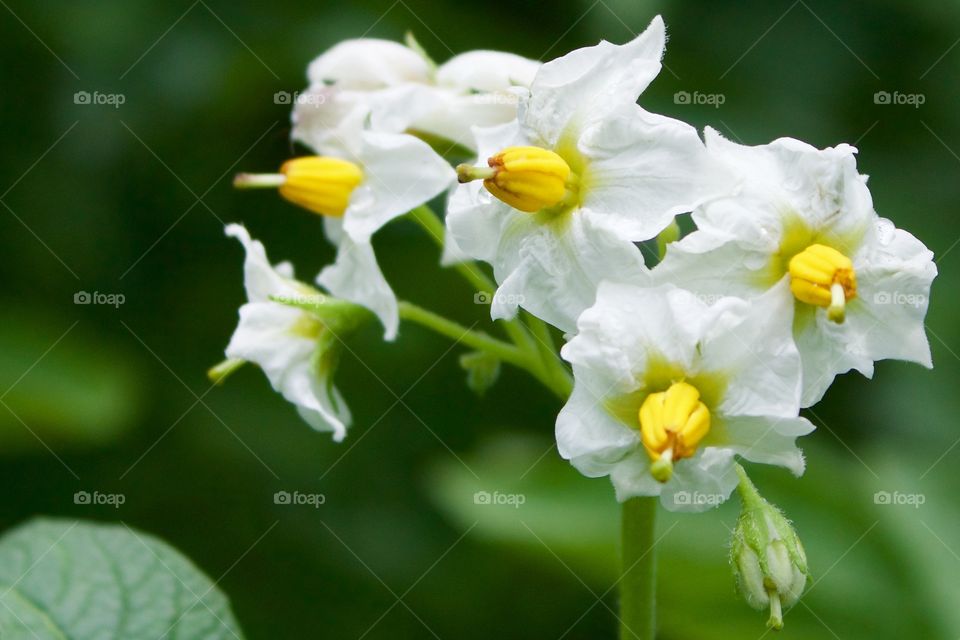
[213,15,935,627]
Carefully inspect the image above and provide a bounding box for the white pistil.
[234,173,286,189]
[767,590,783,630]
[827,282,846,323]
[456,164,496,183]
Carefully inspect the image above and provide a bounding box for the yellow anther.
[637,381,711,483]
[457,146,572,213]
[788,244,856,323]
[234,156,364,218]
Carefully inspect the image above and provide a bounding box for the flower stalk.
[405,205,572,399]
[620,496,658,640]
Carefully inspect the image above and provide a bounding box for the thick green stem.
[620,497,658,640]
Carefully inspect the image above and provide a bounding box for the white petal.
[297,387,352,442]
[793,305,875,407]
[343,131,455,242]
[563,283,706,394]
[699,127,874,251]
[436,51,540,91]
[225,302,350,440]
[852,223,936,366]
[654,448,739,512]
[700,279,803,418]
[522,15,665,146]
[317,232,398,341]
[411,91,522,151]
[578,105,732,241]
[653,232,774,300]
[306,39,430,89]
[287,369,351,442]
[606,450,663,501]
[446,120,527,264]
[489,210,650,333]
[794,223,936,406]
[556,381,641,477]
[606,447,739,511]
[719,415,814,477]
[446,180,513,264]
[225,224,303,303]
[366,84,446,137]
[439,207,472,266]
[291,86,370,157]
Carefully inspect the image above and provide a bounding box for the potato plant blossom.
[236,115,455,340]
[557,282,814,511]
[448,16,728,332]
[291,37,541,154]
[215,225,364,441]
[655,129,937,405]
[211,16,937,637]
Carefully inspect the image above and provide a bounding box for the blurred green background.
[1,0,958,637]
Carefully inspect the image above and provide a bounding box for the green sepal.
[459,350,501,397]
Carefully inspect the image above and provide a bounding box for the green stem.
[524,314,573,397]
[734,463,764,510]
[207,357,246,384]
[408,205,496,293]
[397,301,530,370]
[407,205,544,367]
[620,497,658,640]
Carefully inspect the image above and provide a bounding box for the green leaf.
[0,518,244,640]
[459,351,501,397]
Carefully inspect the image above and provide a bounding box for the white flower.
[314,125,455,340]
[447,16,729,333]
[223,224,355,441]
[238,118,455,340]
[655,128,937,406]
[291,38,540,154]
[556,282,814,512]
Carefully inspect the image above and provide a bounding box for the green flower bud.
[730,465,809,631]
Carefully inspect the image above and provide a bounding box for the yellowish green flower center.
[638,381,711,483]
[787,244,856,323]
[290,313,323,340]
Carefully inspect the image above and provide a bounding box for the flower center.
[234,156,363,217]
[456,146,574,213]
[638,381,711,483]
[290,313,324,339]
[787,244,857,323]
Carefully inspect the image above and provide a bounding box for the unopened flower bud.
[730,465,809,631]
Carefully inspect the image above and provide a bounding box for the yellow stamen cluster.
[638,381,711,483]
[457,146,572,213]
[278,157,363,217]
[788,244,856,323]
[234,156,363,218]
